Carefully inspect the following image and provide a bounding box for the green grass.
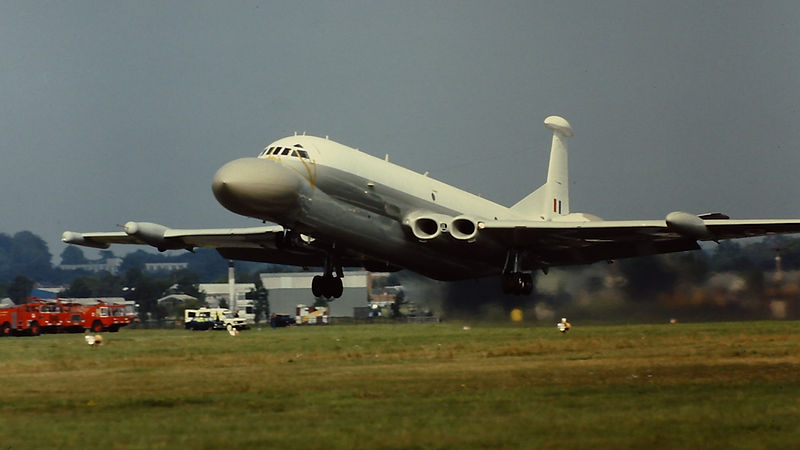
[1,321,799,449]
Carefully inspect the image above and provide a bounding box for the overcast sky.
[2,1,799,261]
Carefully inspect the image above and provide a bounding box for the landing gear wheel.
[312,276,323,297]
[502,272,533,296]
[313,275,344,299]
[332,276,343,298]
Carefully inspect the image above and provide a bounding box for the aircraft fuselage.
[212,135,521,280]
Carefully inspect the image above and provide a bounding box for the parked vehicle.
[0,298,137,336]
[184,307,248,331]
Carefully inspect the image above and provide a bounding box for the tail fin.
[511,116,573,220]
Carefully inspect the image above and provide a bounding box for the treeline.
[0,232,53,284]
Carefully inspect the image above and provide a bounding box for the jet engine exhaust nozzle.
[450,216,479,241]
[405,212,452,241]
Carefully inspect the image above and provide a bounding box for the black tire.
[29,321,41,336]
[1,322,11,337]
[91,320,104,333]
[108,325,120,332]
[311,276,322,297]
[333,277,344,298]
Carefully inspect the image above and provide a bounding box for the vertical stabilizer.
[511,116,573,220]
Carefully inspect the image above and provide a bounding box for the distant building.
[199,282,255,307]
[32,287,61,299]
[60,258,123,275]
[198,282,256,321]
[261,271,385,318]
[157,294,199,305]
[145,262,189,272]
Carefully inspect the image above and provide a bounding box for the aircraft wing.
[62,223,336,267]
[478,213,800,267]
[63,225,284,250]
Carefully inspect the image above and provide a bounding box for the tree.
[61,246,88,265]
[618,255,677,301]
[0,231,53,282]
[129,276,172,320]
[390,289,406,319]
[173,269,204,301]
[125,267,145,287]
[60,277,93,298]
[11,231,52,280]
[8,275,34,303]
[246,276,269,324]
[668,252,710,285]
[709,241,753,272]
[60,273,123,297]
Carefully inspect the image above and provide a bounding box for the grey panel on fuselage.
[279,156,506,280]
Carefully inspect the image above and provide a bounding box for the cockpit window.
[261,145,311,159]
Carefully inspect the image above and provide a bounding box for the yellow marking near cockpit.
[267,154,318,189]
[295,156,318,188]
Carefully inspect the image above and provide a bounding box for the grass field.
[1,321,798,449]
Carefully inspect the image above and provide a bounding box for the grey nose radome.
[212,157,303,220]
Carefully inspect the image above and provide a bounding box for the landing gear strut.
[312,254,344,299]
[501,250,534,296]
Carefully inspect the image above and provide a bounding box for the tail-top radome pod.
[511,115,573,220]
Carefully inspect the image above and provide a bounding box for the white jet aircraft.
[63,116,800,298]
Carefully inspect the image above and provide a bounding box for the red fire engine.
[0,298,137,336]
[56,298,137,333]
[0,300,59,336]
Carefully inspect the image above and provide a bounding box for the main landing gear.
[502,272,533,296]
[312,254,344,299]
[312,274,343,299]
[501,250,534,296]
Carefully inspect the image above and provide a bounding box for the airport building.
[199,282,255,308]
[260,271,376,318]
[145,262,189,272]
[59,258,123,275]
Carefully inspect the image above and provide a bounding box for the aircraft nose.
[212,157,303,220]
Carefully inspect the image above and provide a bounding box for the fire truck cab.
[0,300,59,336]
